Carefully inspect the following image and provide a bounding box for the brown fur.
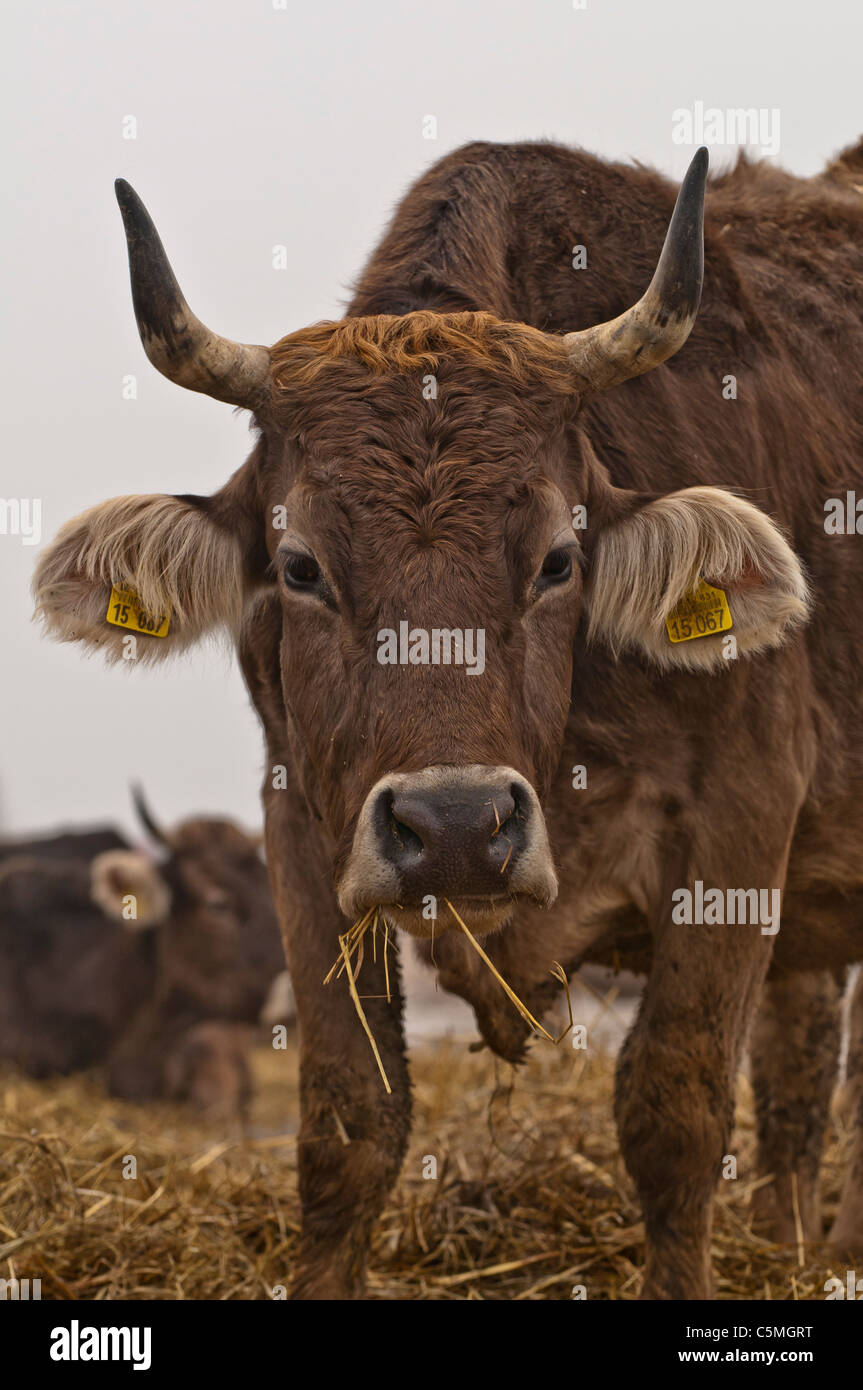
[33,136,863,1297]
[750,970,843,1244]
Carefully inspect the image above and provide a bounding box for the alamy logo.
[376,622,485,675]
[671,881,781,936]
[824,492,863,534]
[50,1320,152,1371]
[672,102,780,158]
[0,1277,41,1300]
[824,1270,863,1299]
[0,498,41,545]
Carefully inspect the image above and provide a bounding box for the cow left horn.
[131,783,172,848]
[114,180,270,409]
[562,146,708,391]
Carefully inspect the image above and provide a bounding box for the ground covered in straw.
[0,1032,856,1300]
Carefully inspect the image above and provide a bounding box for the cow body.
[0,813,286,1117]
[0,827,129,864]
[33,136,863,1296]
[279,142,863,1296]
[280,141,863,1297]
[0,829,154,1075]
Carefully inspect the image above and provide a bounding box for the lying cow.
[32,132,863,1298]
[0,794,286,1117]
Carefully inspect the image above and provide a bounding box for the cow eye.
[203,893,232,912]
[283,551,321,590]
[537,547,573,588]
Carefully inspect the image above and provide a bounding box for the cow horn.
[131,784,171,848]
[114,180,270,409]
[562,146,708,391]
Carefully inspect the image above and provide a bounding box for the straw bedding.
[1,1020,855,1300]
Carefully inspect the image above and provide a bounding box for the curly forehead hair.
[268,310,576,392]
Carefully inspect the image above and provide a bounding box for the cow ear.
[90,849,172,928]
[586,486,810,671]
[32,494,244,663]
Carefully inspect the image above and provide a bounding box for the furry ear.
[90,850,172,928]
[32,494,244,663]
[586,486,810,671]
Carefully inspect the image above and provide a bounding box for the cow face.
[155,817,281,1017]
[257,319,592,934]
[92,808,281,1015]
[34,149,808,938]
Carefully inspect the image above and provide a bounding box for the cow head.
[92,790,281,1016]
[34,149,808,939]
[90,846,171,928]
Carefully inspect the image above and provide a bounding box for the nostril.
[375,790,424,863]
[488,782,531,856]
[391,811,423,856]
[510,781,530,819]
[485,788,515,837]
[489,785,525,836]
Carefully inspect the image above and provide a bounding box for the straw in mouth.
[323,899,575,1093]
[444,899,573,1045]
[323,907,392,1093]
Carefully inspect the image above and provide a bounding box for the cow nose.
[338,764,558,918]
[379,781,518,894]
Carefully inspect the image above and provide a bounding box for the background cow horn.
[562,146,708,391]
[131,783,171,847]
[114,180,270,408]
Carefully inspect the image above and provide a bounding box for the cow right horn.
[115,180,270,409]
[562,146,708,391]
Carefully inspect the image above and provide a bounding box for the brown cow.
[0,795,286,1117]
[32,135,863,1298]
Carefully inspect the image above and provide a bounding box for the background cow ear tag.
[666,580,732,643]
[106,585,171,637]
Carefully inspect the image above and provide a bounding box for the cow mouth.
[375,895,518,939]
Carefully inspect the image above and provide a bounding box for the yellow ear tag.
[106,585,171,638]
[665,580,732,644]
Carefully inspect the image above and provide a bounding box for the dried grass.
[323,908,392,1093]
[445,899,573,1045]
[0,1031,856,1300]
[325,902,574,1094]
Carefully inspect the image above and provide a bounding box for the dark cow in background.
[0,827,130,864]
[33,134,863,1298]
[0,825,156,1078]
[0,793,287,1118]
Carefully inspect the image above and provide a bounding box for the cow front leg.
[279,896,411,1301]
[829,967,863,1256]
[615,915,774,1299]
[749,970,841,1244]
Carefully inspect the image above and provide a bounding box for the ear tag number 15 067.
[666,581,732,644]
[106,585,171,638]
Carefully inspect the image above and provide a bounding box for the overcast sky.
[2,0,860,840]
